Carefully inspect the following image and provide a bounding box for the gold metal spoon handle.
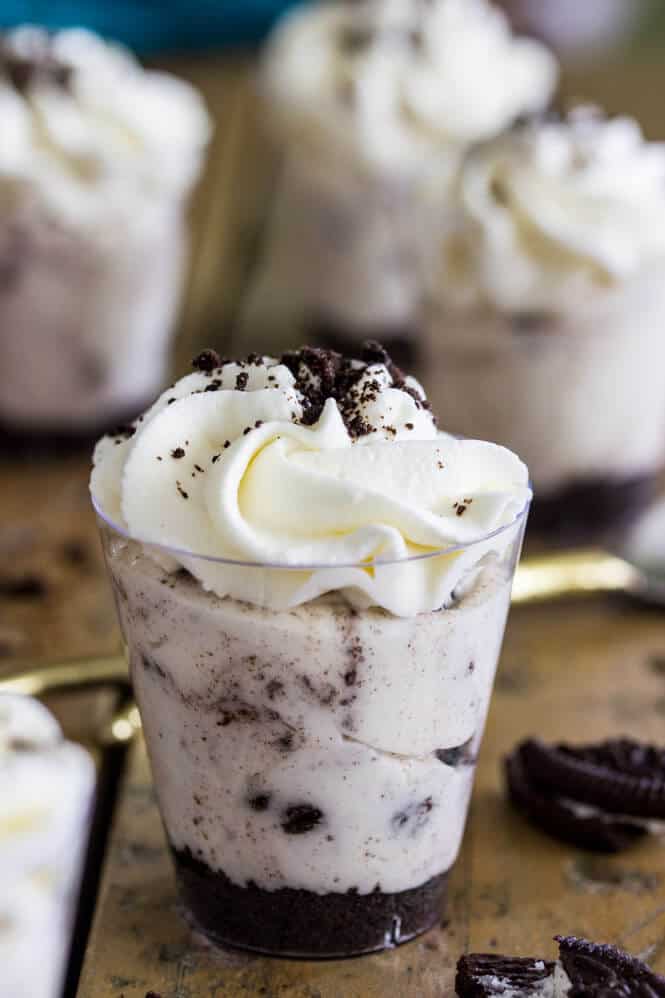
[0,654,129,696]
[0,654,140,747]
[512,548,641,605]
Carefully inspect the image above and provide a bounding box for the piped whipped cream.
[91,344,530,615]
[262,0,557,176]
[438,107,665,313]
[0,26,211,228]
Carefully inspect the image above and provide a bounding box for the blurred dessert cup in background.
[498,0,645,58]
[1,694,95,998]
[239,0,557,364]
[0,27,210,443]
[426,108,665,542]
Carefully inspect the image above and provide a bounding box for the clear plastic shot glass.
[95,499,529,958]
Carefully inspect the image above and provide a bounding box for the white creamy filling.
[110,538,513,894]
[91,355,530,615]
[437,108,665,314]
[476,962,571,997]
[0,27,211,230]
[263,0,557,176]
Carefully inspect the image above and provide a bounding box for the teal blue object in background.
[0,1,306,53]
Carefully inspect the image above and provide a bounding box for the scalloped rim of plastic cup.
[91,492,531,572]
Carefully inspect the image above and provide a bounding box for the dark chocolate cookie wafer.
[456,937,665,997]
[557,936,665,997]
[505,743,648,853]
[456,953,555,997]
[520,739,665,820]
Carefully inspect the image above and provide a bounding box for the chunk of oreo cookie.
[519,739,665,820]
[456,953,555,997]
[457,937,665,997]
[557,936,665,996]
[505,745,647,853]
[505,738,665,853]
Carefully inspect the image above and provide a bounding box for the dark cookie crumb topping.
[192,349,221,372]
[0,33,73,93]
[109,423,136,441]
[279,340,429,439]
[281,804,324,835]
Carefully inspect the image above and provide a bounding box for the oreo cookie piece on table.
[456,936,665,997]
[505,738,665,852]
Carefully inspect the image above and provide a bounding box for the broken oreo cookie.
[505,738,665,853]
[456,936,665,997]
[456,953,555,997]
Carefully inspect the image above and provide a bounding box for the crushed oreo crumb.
[192,349,221,372]
[108,423,136,441]
[176,482,189,500]
[171,447,185,459]
[236,371,249,391]
[281,804,324,835]
[248,793,272,812]
[0,35,73,94]
[280,340,428,439]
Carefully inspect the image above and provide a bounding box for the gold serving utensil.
[0,655,140,748]
[511,547,657,605]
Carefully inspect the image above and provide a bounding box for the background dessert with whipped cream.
[0,26,210,441]
[427,106,665,540]
[239,0,557,363]
[1,693,95,998]
[91,342,530,956]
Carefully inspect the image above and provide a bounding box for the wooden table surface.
[2,55,665,998]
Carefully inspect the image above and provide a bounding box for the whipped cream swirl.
[0,27,211,228]
[91,345,530,615]
[438,108,665,312]
[262,0,557,176]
